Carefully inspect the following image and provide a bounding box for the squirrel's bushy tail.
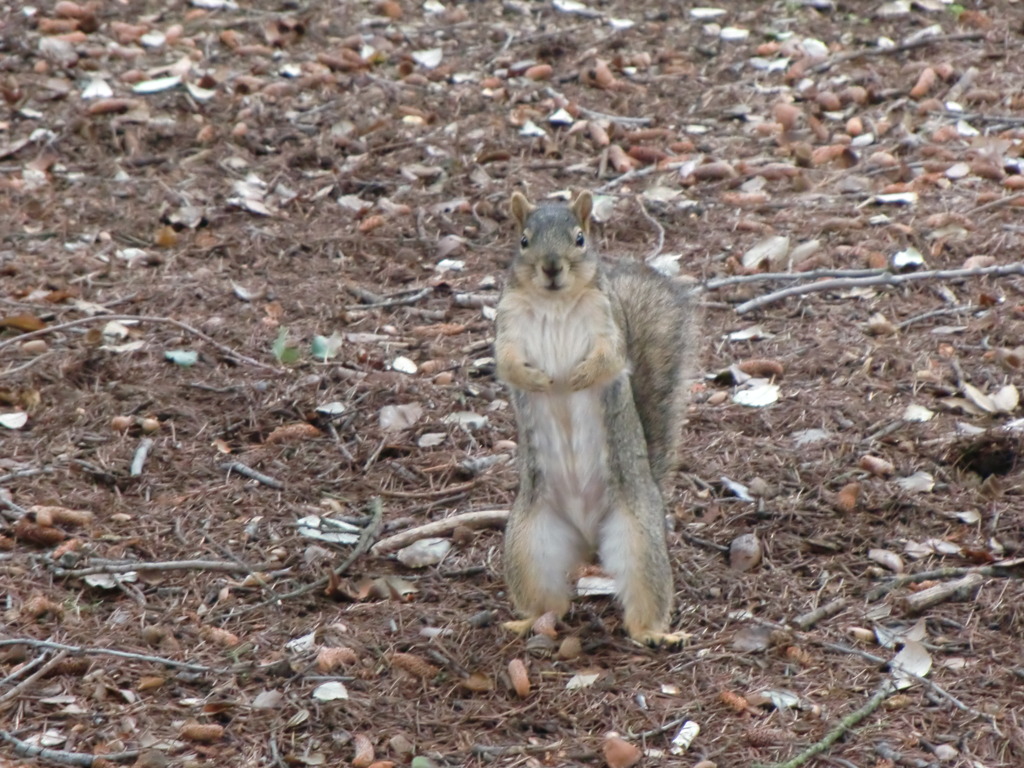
[609,263,699,488]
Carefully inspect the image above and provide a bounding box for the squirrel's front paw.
[516,364,553,392]
[569,357,615,391]
[568,362,595,391]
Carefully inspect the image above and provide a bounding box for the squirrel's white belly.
[522,389,611,543]
[518,301,615,541]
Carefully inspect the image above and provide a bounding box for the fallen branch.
[968,192,1024,216]
[0,466,54,485]
[865,560,1022,602]
[0,638,213,673]
[929,109,1024,127]
[593,162,686,194]
[129,437,154,477]
[344,286,432,311]
[705,268,884,290]
[0,350,55,378]
[735,262,1024,314]
[370,509,509,556]
[816,640,999,733]
[636,195,665,262]
[809,32,984,74]
[544,87,652,126]
[901,572,985,615]
[239,497,384,613]
[0,314,280,373]
[792,597,848,631]
[52,558,283,579]
[221,460,284,490]
[378,480,478,500]
[0,495,29,522]
[753,683,892,768]
[0,729,138,767]
[0,651,68,707]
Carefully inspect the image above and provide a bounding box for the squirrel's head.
[509,191,596,296]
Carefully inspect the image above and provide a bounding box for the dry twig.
[0,651,68,707]
[0,314,280,373]
[793,597,848,631]
[866,561,1022,602]
[809,32,984,74]
[129,437,154,477]
[635,195,665,262]
[0,638,213,673]
[370,508,510,555]
[753,683,892,768]
[0,729,138,767]
[221,460,284,490]
[51,558,283,578]
[240,497,384,612]
[735,262,1024,314]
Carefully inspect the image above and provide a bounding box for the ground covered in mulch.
[2,1,1024,766]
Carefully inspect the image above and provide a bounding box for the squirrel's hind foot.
[630,629,687,650]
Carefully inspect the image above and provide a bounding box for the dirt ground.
[2,1,1024,766]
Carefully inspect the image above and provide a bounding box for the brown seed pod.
[836,482,861,513]
[351,734,375,768]
[736,359,784,379]
[388,652,439,679]
[13,519,66,547]
[265,423,321,444]
[602,736,641,768]
[858,455,894,477]
[179,722,224,743]
[508,658,530,697]
[316,646,358,672]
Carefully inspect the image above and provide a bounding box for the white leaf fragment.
[902,404,934,422]
[316,401,347,416]
[285,630,318,653]
[891,640,932,690]
[379,403,423,431]
[576,575,616,596]
[411,48,443,69]
[728,325,774,341]
[690,7,727,19]
[395,537,451,568]
[443,411,488,430]
[741,235,790,270]
[732,382,780,408]
[391,356,418,375]
[519,120,547,137]
[566,671,601,690]
[669,720,701,755]
[311,681,349,701]
[868,548,904,573]
[0,412,29,430]
[792,428,830,447]
[417,432,446,448]
[82,79,113,99]
[132,75,182,94]
[895,471,934,493]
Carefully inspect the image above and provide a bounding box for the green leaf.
[272,327,300,365]
[311,332,344,361]
[164,349,199,367]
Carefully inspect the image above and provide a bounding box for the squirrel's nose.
[542,263,562,278]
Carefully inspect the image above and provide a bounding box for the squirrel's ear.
[510,192,534,229]
[572,190,593,233]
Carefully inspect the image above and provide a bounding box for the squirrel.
[494,190,698,648]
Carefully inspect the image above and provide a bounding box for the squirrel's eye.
[520,235,529,248]
[575,232,585,247]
